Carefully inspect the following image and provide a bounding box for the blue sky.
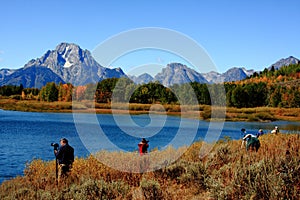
[1,0,300,75]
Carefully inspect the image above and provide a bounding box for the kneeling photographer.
[52,138,74,183]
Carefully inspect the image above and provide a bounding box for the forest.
[1,63,300,108]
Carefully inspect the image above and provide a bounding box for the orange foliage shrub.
[1,134,299,199]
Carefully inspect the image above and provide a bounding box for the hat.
[259,129,263,132]
[142,138,149,143]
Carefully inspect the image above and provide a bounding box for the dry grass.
[1,98,300,121]
[1,133,299,199]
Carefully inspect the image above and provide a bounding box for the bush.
[179,162,209,193]
[64,179,130,200]
[140,178,163,200]
[255,112,276,121]
[1,134,299,200]
[10,95,22,100]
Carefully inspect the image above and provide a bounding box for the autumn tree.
[58,83,73,102]
[74,85,87,101]
[39,82,58,102]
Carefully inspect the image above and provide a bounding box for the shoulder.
[67,144,74,151]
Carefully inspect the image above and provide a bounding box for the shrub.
[64,179,130,200]
[140,178,163,200]
[1,134,299,200]
[179,162,209,193]
[154,161,186,182]
[255,112,276,121]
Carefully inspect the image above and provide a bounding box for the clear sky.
[1,0,300,75]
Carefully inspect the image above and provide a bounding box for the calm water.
[1,109,300,183]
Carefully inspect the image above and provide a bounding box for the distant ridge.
[268,56,300,70]
[154,63,208,86]
[202,67,254,83]
[128,73,154,85]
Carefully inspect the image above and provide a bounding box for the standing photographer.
[54,138,74,182]
[138,138,149,156]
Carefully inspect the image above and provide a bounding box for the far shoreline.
[1,98,300,122]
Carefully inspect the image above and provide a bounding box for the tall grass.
[1,134,300,199]
[2,98,300,121]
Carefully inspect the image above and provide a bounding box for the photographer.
[53,138,74,182]
[138,138,149,156]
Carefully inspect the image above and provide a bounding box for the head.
[259,129,263,133]
[141,138,148,144]
[241,128,246,133]
[60,138,68,146]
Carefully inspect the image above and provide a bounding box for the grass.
[1,98,300,121]
[1,133,299,199]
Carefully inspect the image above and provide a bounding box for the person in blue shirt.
[257,129,264,138]
[241,128,247,138]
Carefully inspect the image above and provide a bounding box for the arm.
[54,146,64,160]
[241,140,245,149]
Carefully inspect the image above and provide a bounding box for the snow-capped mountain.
[0,68,15,81]
[0,43,127,88]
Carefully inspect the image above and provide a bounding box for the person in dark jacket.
[54,138,74,182]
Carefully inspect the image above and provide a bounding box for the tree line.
[1,63,300,108]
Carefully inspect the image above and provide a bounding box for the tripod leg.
[56,158,58,186]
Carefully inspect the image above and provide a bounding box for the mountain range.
[0,42,299,88]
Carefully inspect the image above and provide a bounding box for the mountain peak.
[55,42,81,54]
[1,42,127,88]
[269,56,300,70]
[129,73,154,84]
[56,42,79,48]
[155,62,207,86]
[167,62,188,69]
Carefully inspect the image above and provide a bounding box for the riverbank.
[1,133,299,199]
[1,98,300,121]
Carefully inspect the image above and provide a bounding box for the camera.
[51,143,59,150]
